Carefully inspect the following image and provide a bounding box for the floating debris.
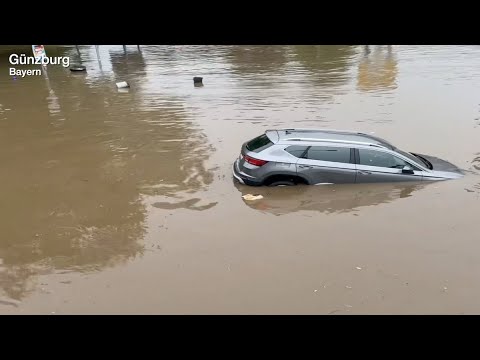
[69,65,86,72]
[116,81,130,89]
[356,267,362,270]
[242,194,264,201]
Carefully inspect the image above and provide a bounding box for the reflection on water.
[153,198,217,211]
[466,154,480,194]
[228,46,289,76]
[357,46,398,92]
[292,45,356,88]
[236,182,425,216]
[0,46,213,300]
[472,153,480,171]
[109,47,147,82]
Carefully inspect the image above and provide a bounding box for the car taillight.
[244,154,268,166]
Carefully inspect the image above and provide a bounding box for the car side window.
[358,149,411,169]
[285,146,309,158]
[306,146,351,164]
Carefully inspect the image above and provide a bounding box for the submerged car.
[232,128,463,186]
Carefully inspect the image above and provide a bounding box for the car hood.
[412,153,463,174]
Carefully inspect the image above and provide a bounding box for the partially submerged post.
[74,45,83,66]
[95,45,103,71]
[193,77,203,87]
[95,45,100,60]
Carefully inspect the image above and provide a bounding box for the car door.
[355,148,423,183]
[296,145,356,184]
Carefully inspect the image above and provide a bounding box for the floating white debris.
[345,286,352,289]
[356,267,362,270]
[116,81,130,89]
[242,194,264,201]
[314,289,318,293]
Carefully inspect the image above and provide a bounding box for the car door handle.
[358,170,372,175]
[298,165,313,169]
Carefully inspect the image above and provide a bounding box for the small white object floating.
[116,81,130,89]
[242,194,264,201]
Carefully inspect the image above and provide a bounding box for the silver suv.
[232,128,463,186]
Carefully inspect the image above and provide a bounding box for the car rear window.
[306,146,351,163]
[246,134,273,153]
[285,146,309,158]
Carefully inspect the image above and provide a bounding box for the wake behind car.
[232,128,463,186]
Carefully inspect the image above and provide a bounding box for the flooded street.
[1,45,480,314]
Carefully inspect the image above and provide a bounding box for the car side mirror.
[402,165,414,174]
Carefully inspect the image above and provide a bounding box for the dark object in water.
[193,77,203,84]
[70,65,86,72]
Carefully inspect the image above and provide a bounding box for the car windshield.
[394,148,427,168]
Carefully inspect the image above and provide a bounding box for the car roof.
[267,128,395,150]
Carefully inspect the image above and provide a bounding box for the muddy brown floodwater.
[1,45,480,314]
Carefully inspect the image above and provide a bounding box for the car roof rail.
[270,128,370,135]
[282,138,390,149]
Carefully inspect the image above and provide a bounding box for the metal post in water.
[123,45,127,53]
[75,45,83,64]
[95,45,103,71]
[137,45,141,52]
